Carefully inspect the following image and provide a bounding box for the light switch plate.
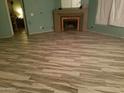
[31,13,34,16]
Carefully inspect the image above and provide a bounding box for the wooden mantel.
[53,8,88,32]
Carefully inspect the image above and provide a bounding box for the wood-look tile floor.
[0,31,124,93]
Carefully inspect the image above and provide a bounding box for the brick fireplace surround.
[53,8,88,32]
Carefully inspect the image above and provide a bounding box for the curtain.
[109,0,124,27]
[96,0,124,27]
[96,0,113,25]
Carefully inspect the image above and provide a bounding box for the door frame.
[20,0,29,35]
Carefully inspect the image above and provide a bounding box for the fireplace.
[61,16,80,31]
[53,8,86,32]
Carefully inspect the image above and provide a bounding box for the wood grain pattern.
[0,31,124,93]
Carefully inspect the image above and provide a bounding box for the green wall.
[23,0,56,35]
[54,0,61,9]
[0,0,13,38]
[88,0,124,38]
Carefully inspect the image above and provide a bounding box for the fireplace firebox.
[61,17,80,31]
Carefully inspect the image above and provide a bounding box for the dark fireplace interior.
[61,17,80,31]
[63,19,78,31]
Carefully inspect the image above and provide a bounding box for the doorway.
[7,0,28,37]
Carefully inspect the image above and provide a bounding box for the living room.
[0,0,124,93]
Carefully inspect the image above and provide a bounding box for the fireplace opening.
[61,17,80,31]
[64,19,77,31]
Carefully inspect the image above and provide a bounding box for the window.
[61,0,81,8]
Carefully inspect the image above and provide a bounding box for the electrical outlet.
[40,26,44,29]
[31,13,34,16]
[40,26,42,29]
